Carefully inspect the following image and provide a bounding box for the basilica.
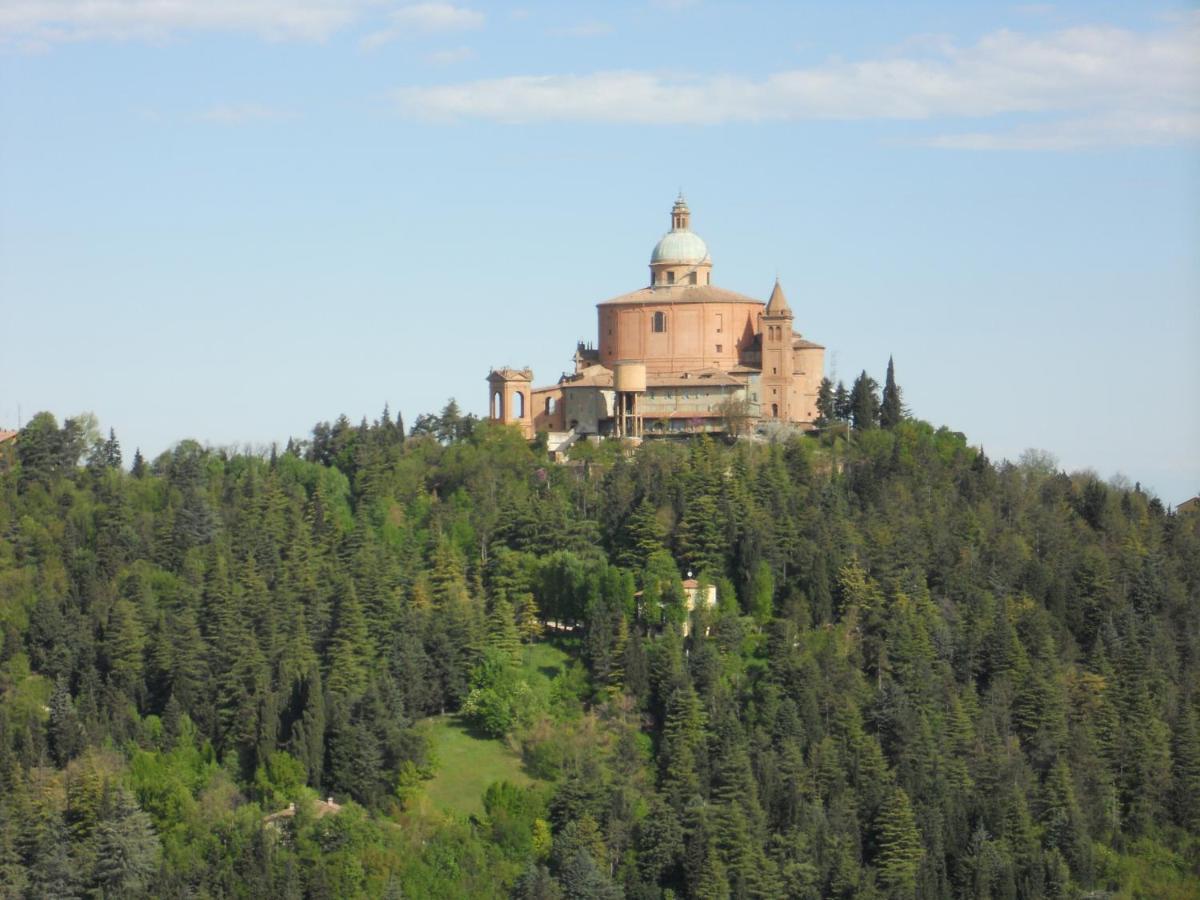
[487,196,825,442]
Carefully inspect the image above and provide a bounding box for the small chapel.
[487,196,825,441]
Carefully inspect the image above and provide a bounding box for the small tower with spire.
[671,193,690,231]
[760,279,794,420]
[649,193,712,287]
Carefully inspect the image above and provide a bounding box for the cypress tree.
[880,355,903,428]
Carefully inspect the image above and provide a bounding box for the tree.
[515,592,544,645]
[618,498,667,571]
[677,494,726,578]
[487,596,523,665]
[746,559,774,626]
[880,356,903,429]
[875,786,923,898]
[833,380,851,421]
[849,371,880,430]
[326,582,372,700]
[816,377,836,426]
[92,787,162,898]
[48,678,85,766]
[1173,703,1200,830]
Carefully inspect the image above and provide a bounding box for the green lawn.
[415,640,571,817]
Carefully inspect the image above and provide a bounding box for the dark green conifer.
[880,356,903,428]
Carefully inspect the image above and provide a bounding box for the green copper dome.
[651,229,709,264]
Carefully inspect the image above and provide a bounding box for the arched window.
[492,391,503,419]
[652,311,667,333]
[545,397,556,414]
[513,391,525,418]
[771,403,779,417]
[688,272,697,285]
[666,271,675,285]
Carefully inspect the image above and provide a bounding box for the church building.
[488,196,825,441]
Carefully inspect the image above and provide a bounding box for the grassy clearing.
[415,640,572,817]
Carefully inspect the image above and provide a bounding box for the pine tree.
[1172,702,1200,830]
[103,428,123,468]
[833,380,851,421]
[515,592,544,645]
[850,370,880,431]
[91,787,161,898]
[48,677,85,766]
[486,596,522,665]
[880,356,903,428]
[618,498,667,571]
[816,377,836,426]
[327,581,372,700]
[677,494,726,578]
[875,785,923,899]
[746,559,774,626]
[660,684,707,811]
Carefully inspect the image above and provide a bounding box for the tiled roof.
[648,371,743,387]
[488,367,533,381]
[598,284,763,307]
[765,279,792,316]
[0,430,17,443]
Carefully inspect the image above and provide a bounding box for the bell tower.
[486,368,534,439]
[760,279,794,420]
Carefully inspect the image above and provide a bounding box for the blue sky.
[1,1,1197,501]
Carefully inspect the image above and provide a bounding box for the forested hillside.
[0,403,1197,898]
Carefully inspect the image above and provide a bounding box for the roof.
[0,430,17,444]
[651,230,709,265]
[557,365,747,391]
[793,337,825,350]
[764,279,792,316]
[598,284,764,307]
[648,371,743,388]
[1178,497,1200,514]
[561,364,614,388]
[263,796,343,825]
[488,367,533,382]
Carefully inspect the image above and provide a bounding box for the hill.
[0,407,1197,898]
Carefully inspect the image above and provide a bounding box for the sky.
[0,1,1197,502]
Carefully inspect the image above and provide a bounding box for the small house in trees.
[681,577,718,638]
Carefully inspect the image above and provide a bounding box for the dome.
[651,230,709,264]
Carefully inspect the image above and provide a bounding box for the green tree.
[880,356,903,428]
[850,371,880,431]
[875,786,923,899]
[816,377,836,426]
[91,787,161,899]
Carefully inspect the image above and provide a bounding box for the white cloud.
[197,103,293,124]
[0,0,365,44]
[926,110,1200,150]
[362,3,483,49]
[393,16,1200,148]
[0,0,483,46]
[387,2,483,32]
